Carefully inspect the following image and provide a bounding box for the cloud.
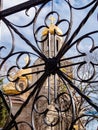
[1,1,98,129]
[1,0,98,59]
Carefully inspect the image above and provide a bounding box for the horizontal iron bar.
[0,0,51,19]
[60,54,85,62]
[60,61,86,68]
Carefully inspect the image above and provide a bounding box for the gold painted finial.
[42,16,62,36]
[49,16,56,24]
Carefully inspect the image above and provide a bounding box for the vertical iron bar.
[48,76,51,104]
[48,33,51,104]
[54,33,57,99]
[48,33,51,57]
[54,74,57,99]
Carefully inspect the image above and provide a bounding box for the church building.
[2,17,74,130]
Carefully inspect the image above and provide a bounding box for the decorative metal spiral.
[0,0,98,130]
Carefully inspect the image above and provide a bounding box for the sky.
[1,0,98,50]
[1,0,98,129]
[1,0,98,68]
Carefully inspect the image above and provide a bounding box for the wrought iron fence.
[0,0,98,130]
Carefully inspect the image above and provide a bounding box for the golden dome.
[2,82,19,94]
[42,24,62,36]
[2,76,30,95]
[2,58,33,95]
[3,69,32,95]
[2,82,29,101]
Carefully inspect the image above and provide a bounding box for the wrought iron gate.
[0,0,98,130]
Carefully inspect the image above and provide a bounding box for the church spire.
[42,16,62,36]
[41,16,63,57]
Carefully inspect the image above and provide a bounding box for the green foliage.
[0,78,3,86]
[0,98,8,127]
[0,78,7,128]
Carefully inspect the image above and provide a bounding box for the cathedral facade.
[2,17,74,130]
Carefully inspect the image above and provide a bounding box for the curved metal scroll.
[0,0,98,130]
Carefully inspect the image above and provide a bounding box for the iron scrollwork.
[0,0,98,130]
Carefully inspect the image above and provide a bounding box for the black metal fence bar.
[0,0,51,19]
[0,0,98,129]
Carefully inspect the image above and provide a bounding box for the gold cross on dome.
[49,16,56,24]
